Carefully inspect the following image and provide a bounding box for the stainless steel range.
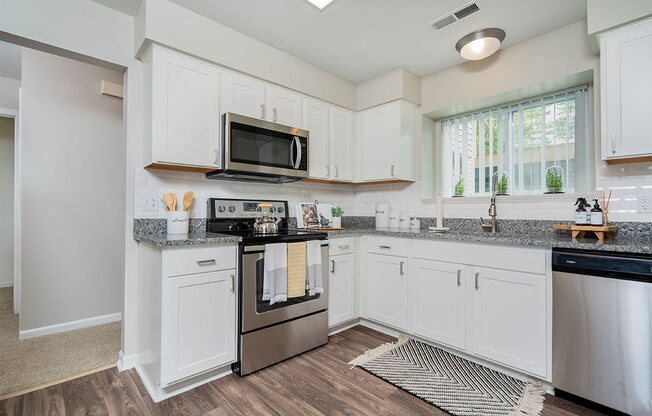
[207,198,329,375]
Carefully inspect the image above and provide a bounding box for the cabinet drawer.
[329,237,355,256]
[164,245,236,277]
[366,237,408,257]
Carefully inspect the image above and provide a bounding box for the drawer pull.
[379,245,391,250]
[457,269,462,287]
[475,272,480,290]
[338,245,350,250]
[330,260,335,273]
[196,259,217,266]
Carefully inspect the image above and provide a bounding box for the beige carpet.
[0,287,121,396]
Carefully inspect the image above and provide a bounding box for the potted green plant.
[453,177,465,197]
[545,166,564,194]
[331,206,343,228]
[495,172,509,196]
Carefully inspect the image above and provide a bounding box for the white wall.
[19,48,124,331]
[0,76,20,111]
[356,67,421,110]
[0,116,13,287]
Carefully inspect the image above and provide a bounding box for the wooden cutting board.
[299,227,345,231]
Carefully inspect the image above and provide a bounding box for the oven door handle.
[291,136,301,169]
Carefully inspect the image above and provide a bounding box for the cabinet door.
[602,21,652,159]
[265,86,302,128]
[330,108,353,181]
[220,72,265,120]
[366,253,408,330]
[163,270,236,385]
[153,48,220,167]
[303,98,331,179]
[410,259,466,351]
[470,266,546,377]
[360,102,399,181]
[328,253,355,327]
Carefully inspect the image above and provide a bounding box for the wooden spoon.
[163,193,175,211]
[171,193,177,211]
[183,191,194,212]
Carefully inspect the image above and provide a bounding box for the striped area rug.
[349,337,545,416]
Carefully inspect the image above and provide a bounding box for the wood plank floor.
[0,325,606,416]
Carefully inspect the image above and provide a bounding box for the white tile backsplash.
[134,161,652,222]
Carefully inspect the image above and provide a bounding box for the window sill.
[421,193,584,205]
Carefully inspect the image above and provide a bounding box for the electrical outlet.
[637,196,651,213]
[143,191,159,212]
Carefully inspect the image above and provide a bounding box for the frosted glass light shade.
[455,28,506,61]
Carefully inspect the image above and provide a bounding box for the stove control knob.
[228,205,236,212]
[277,206,284,213]
[269,207,276,213]
[218,205,226,212]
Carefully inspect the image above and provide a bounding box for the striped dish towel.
[286,242,307,298]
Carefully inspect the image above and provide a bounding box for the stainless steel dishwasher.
[552,249,652,416]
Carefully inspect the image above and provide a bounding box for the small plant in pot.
[453,178,465,197]
[495,172,509,196]
[545,166,564,194]
[331,206,343,228]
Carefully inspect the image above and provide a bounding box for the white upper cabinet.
[330,108,354,181]
[303,98,331,179]
[359,100,416,181]
[220,72,265,120]
[600,18,652,160]
[410,259,466,351]
[146,45,220,168]
[265,86,302,128]
[470,266,547,377]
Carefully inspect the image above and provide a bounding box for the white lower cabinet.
[469,266,547,377]
[162,270,236,386]
[366,253,408,330]
[410,259,466,351]
[328,253,355,327]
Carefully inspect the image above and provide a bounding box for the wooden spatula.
[171,193,177,211]
[183,191,194,212]
[163,193,175,211]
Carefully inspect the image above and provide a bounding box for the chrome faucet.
[481,172,499,233]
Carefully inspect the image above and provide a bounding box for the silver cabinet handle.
[475,272,480,290]
[330,259,335,273]
[196,259,216,266]
[260,104,265,119]
[379,245,391,250]
[391,164,395,177]
[273,107,278,122]
[611,133,616,153]
[457,269,462,287]
[338,245,350,250]
[214,148,219,165]
[325,165,329,177]
[334,166,338,178]
[230,274,235,293]
[400,261,405,276]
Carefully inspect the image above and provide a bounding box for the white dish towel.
[262,243,287,305]
[306,240,324,296]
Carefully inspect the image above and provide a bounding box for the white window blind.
[442,86,589,197]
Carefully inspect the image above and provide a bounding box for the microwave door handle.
[292,136,302,169]
[290,137,295,169]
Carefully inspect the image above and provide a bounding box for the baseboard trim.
[0,281,13,288]
[135,364,232,403]
[19,312,122,340]
[117,350,138,371]
[328,319,361,336]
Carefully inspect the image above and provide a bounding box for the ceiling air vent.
[428,1,480,31]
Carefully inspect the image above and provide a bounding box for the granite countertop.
[326,227,652,254]
[133,230,242,247]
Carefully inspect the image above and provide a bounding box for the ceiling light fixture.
[455,28,506,60]
[304,0,335,11]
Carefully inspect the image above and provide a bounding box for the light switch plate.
[637,195,651,213]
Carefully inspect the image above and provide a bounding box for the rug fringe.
[348,335,409,368]
[507,381,545,416]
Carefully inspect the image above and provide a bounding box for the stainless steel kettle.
[254,204,282,234]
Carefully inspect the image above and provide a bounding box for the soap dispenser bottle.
[575,197,588,225]
[591,199,603,226]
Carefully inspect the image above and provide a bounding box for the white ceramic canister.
[399,212,410,229]
[410,218,421,230]
[167,211,189,235]
[388,211,400,229]
[375,203,389,228]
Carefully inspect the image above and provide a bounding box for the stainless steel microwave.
[206,113,309,183]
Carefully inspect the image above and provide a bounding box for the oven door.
[223,113,308,178]
[241,242,328,333]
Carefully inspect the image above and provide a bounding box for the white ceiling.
[91,0,587,83]
[92,0,142,15]
[0,40,21,80]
